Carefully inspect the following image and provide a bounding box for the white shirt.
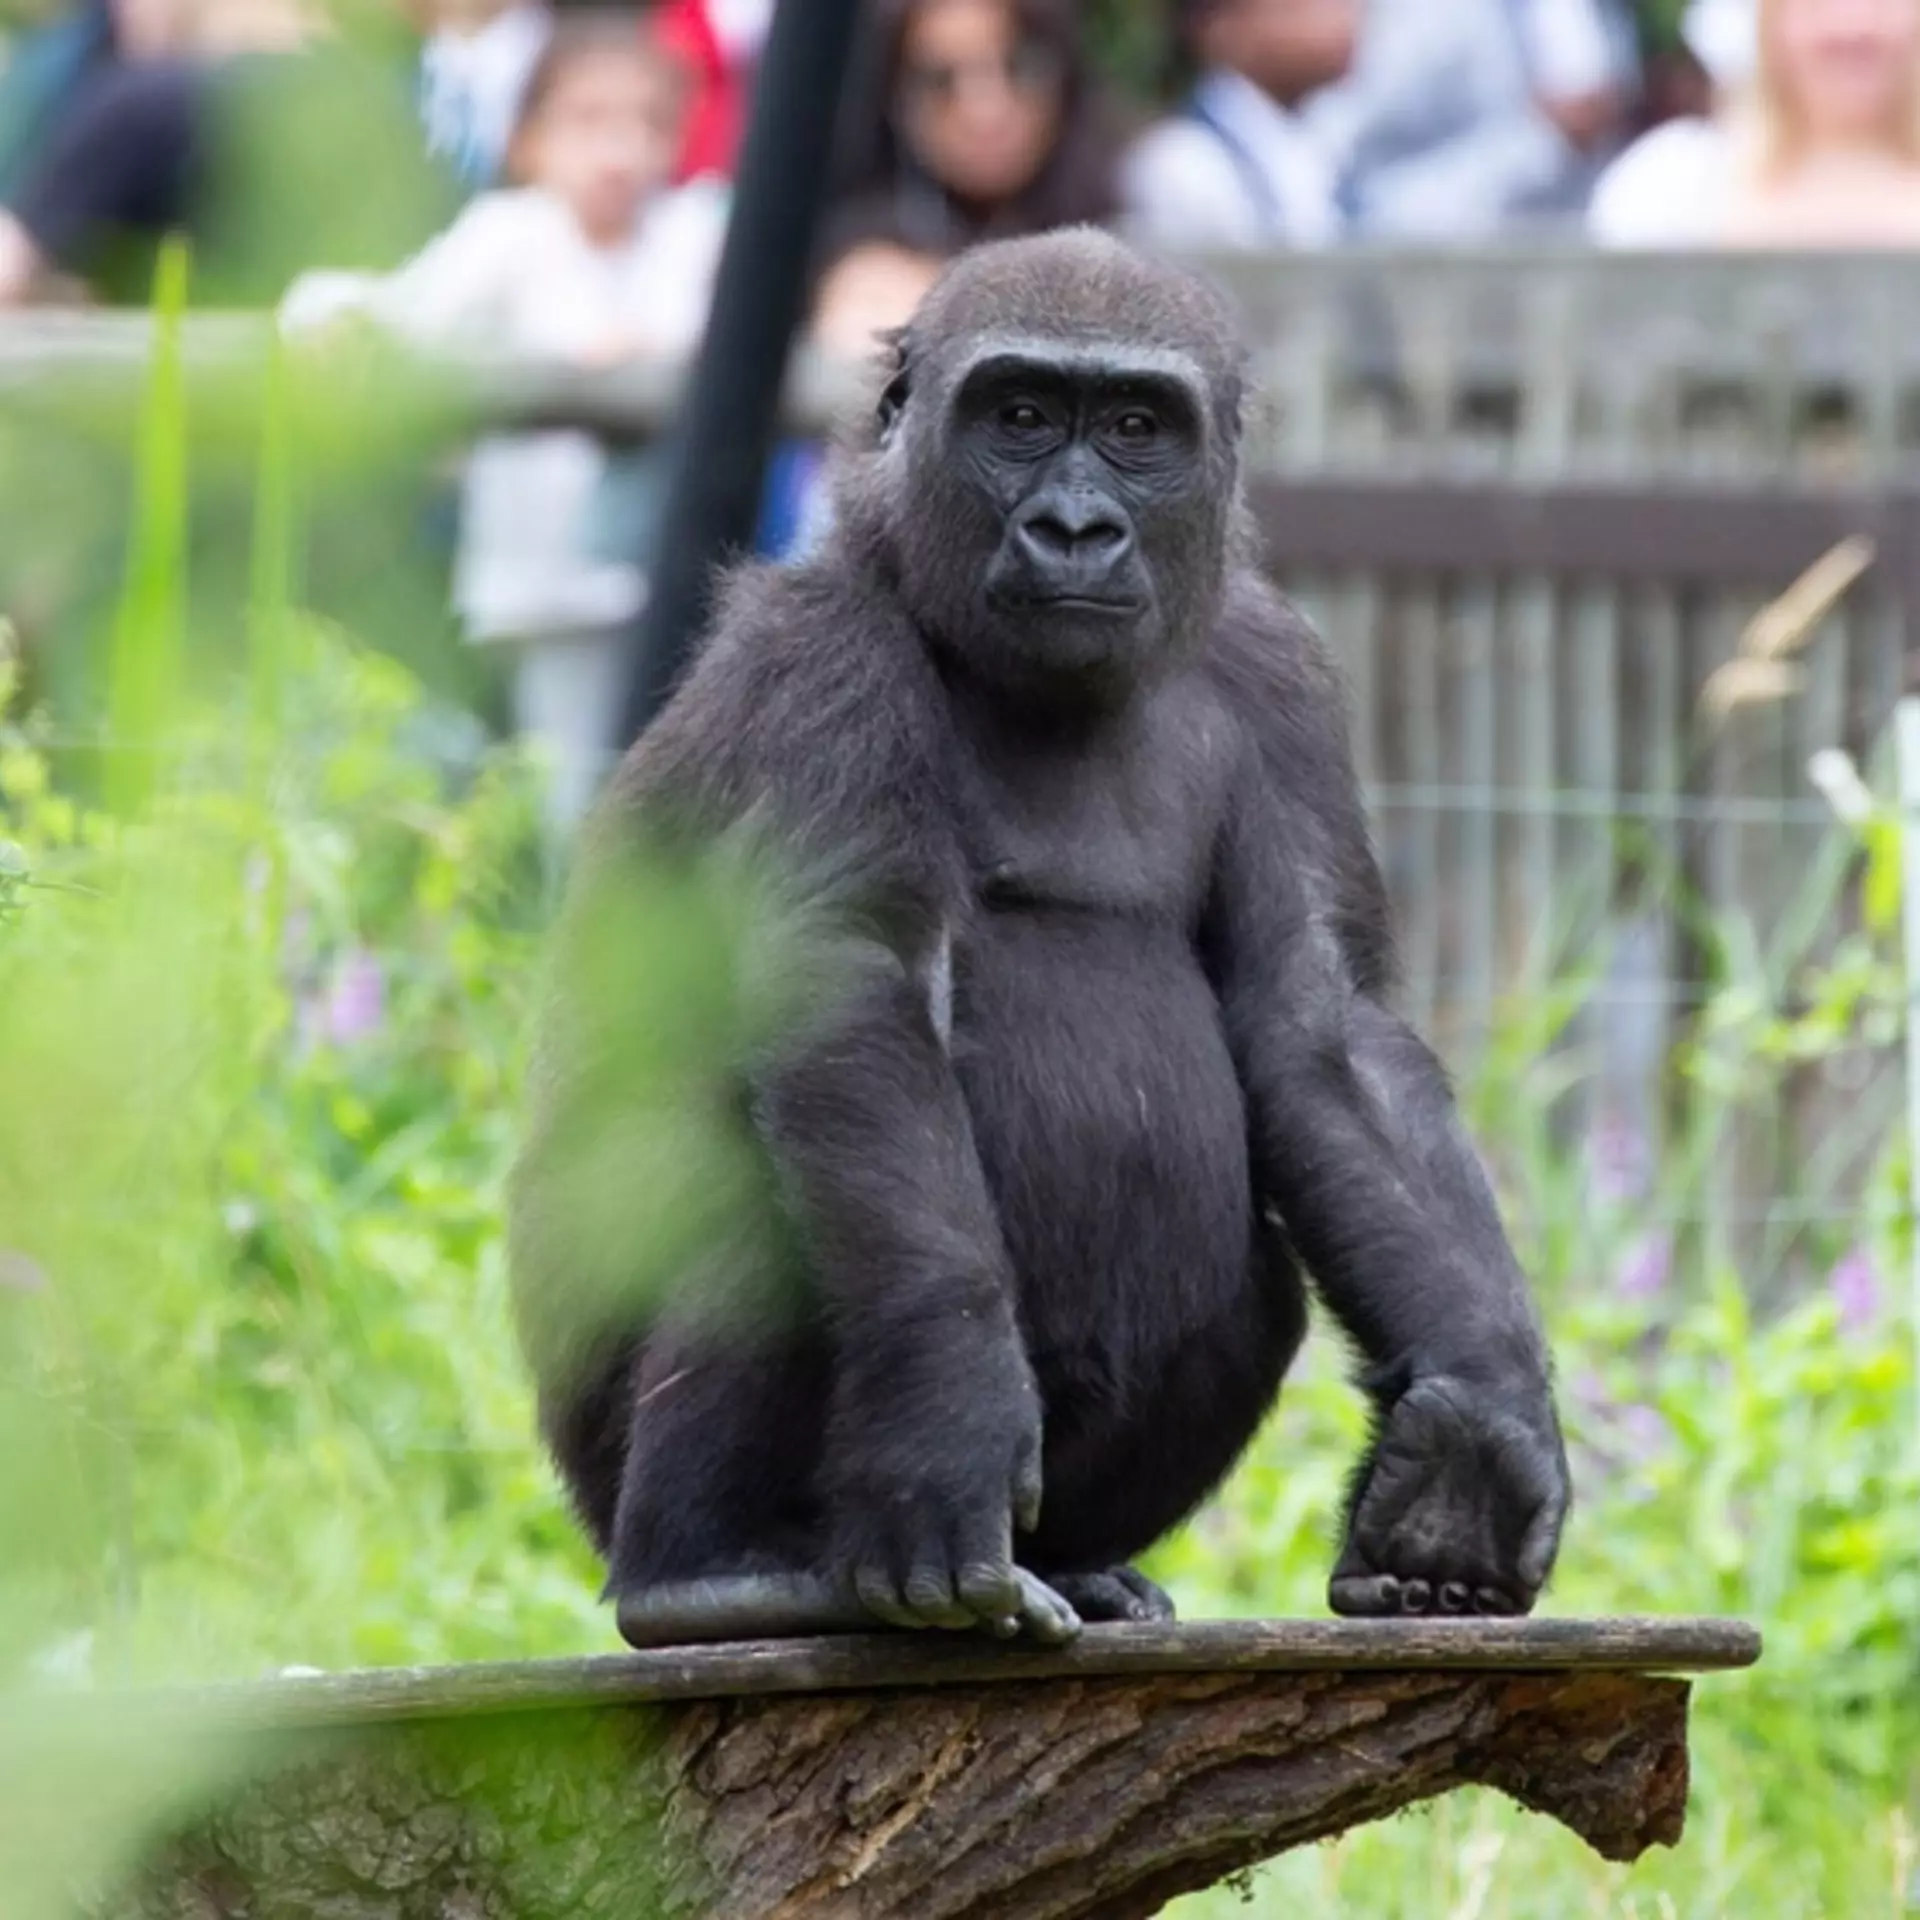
[1122,70,1342,252]
[283,183,730,641]
[419,1,551,187]
[1306,0,1627,239]
[1683,0,1758,89]
[1521,0,1619,97]
[1587,119,1730,247]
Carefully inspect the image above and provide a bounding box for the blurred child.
[283,14,728,834]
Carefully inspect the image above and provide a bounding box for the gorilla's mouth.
[999,590,1148,620]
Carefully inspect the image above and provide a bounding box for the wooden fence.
[6,252,1920,1079]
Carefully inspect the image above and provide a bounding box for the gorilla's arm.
[535,567,1073,1642]
[1206,581,1569,1617]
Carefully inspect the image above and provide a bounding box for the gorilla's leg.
[608,1329,1082,1649]
[1047,1566,1176,1625]
[606,1329,824,1615]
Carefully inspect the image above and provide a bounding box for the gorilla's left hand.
[1328,1374,1569,1619]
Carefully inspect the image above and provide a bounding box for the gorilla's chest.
[949,695,1228,924]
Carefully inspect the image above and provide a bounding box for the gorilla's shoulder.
[606,554,949,843]
[679,555,928,709]
[1201,567,1353,750]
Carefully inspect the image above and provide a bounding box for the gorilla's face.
[885,337,1235,700]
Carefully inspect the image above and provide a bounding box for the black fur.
[510,230,1569,1640]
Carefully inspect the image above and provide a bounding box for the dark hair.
[511,9,687,148]
[821,0,1122,267]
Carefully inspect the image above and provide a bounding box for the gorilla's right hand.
[824,1327,1079,1643]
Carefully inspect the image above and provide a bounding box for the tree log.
[100,1617,1757,1920]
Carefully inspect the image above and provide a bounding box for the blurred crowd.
[8,1,1920,318]
[4,0,1919,817]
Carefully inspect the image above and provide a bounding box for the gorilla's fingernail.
[1399,1580,1432,1614]
[1439,1582,1469,1614]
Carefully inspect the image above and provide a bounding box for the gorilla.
[510,228,1570,1648]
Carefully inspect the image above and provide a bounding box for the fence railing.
[5,252,1917,1055]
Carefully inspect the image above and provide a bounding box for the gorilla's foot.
[616,1567,1081,1650]
[1048,1566,1176,1625]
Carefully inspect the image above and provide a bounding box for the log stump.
[97,1616,1758,1919]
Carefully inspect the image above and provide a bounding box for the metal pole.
[617,0,869,747]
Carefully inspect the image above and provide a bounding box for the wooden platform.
[94,1616,1759,1920]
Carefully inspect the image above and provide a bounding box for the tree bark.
[101,1617,1757,1920]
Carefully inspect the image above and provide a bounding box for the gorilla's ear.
[876,325,915,446]
[1217,368,1246,449]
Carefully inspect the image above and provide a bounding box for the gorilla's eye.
[1113,410,1159,442]
[999,401,1048,434]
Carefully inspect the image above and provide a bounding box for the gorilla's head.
[837,228,1249,705]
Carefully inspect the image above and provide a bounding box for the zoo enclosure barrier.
[6,248,1920,1284]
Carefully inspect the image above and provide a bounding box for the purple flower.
[322,948,386,1047]
[1615,1230,1672,1301]
[1828,1245,1880,1333]
[1572,1367,1611,1412]
[1588,1111,1652,1206]
[1615,1403,1672,1464]
[0,1249,47,1292]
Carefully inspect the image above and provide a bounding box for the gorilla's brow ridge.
[940,337,1208,396]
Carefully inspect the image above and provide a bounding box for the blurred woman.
[1592,0,1920,245]
[754,0,1121,567]
[822,0,1120,282]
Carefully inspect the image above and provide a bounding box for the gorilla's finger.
[1329,1574,1402,1617]
[952,1503,1020,1625]
[1398,1578,1433,1615]
[1014,1569,1082,1645]
[1438,1582,1470,1615]
[1517,1489,1567,1595]
[1012,1436,1044,1535]
[956,1557,1023,1624]
[1117,1567,1177,1621]
[1474,1586,1520,1616]
[853,1564,920,1630]
[903,1565,975,1630]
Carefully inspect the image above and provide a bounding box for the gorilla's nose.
[1012,493,1134,593]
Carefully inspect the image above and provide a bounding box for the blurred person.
[778,0,1121,564]
[771,0,1124,572]
[413,0,549,190]
[0,0,185,199]
[809,217,943,359]
[751,216,945,567]
[821,0,1121,278]
[653,0,770,181]
[1122,0,1357,251]
[1591,0,1920,244]
[0,0,453,305]
[282,15,727,833]
[1306,0,1640,238]
[1683,0,1762,87]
